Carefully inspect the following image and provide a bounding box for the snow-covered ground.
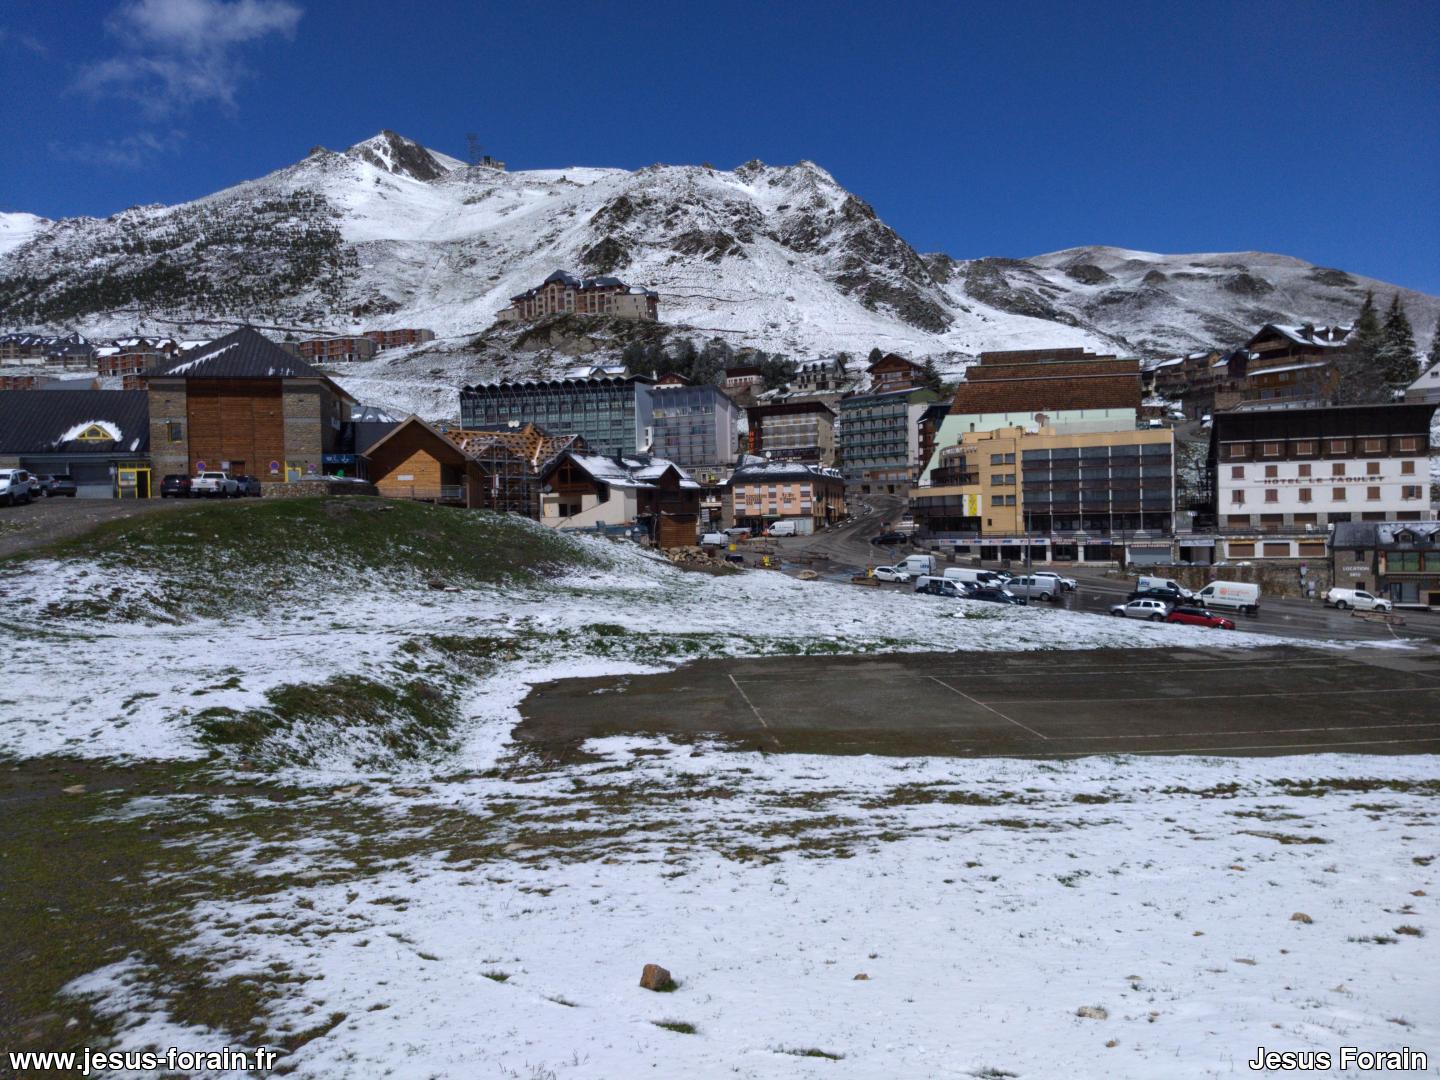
[4,523,1436,1077]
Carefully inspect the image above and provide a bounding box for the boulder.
[1290,912,1313,924]
[640,964,674,991]
[1076,1006,1108,1021]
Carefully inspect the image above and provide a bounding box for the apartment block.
[839,386,940,493]
[745,400,837,465]
[460,374,655,458]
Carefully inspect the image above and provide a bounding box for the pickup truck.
[191,471,239,498]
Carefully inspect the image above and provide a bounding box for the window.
[1228,542,1256,557]
[167,422,183,443]
[1333,487,1347,501]
[1362,438,1384,453]
[1298,542,1326,558]
[1402,485,1423,499]
[1332,463,1345,477]
[1367,487,1381,501]
[1263,542,1291,557]
[1260,441,1282,458]
[1231,466,1244,479]
[1231,490,1245,504]
[1389,552,1421,572]
[991,494,1005,506]
[1366,461,1380,476]
[1401,461,1415,475]
[1225,514,1250,526]
[1327,438,1351,454]
[1264,489,1278,503]
[1225,443,1249,460]
[1293,440,1317,455]
[1264,465,1278,478]
[1294,512,1318,524]
[1395,436,1421,452]
[1298,488,1312,503]
[1298,463,1311,477]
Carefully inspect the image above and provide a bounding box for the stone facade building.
[497,270,659,324]
[147,327,355,485]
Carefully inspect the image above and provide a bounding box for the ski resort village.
[2,66,1440,1080]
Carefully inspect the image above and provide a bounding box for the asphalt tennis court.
[515,645,1440,758]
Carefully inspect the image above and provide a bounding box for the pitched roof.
[0,390,150,454]
[148,327,330,380]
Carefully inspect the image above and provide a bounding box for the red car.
[1165,606,1235,630]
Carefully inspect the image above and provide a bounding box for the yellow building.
[911,425,1176,564]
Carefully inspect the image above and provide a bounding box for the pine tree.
[1428,314,1440,371]
[1335,291,1385,404]
[918,356,945,393]
[1375,294,1419,396]
[866,347,884,366]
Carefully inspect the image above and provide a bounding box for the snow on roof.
[162,341,240,375]
[57,419,121,443]
[1249,360,1329,377]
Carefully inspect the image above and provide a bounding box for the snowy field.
[3,519,1437,1078]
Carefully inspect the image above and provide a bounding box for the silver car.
[1109,598,1171,622]
[1006,574,1063,602]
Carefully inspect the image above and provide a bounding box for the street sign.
[195,460,206,472]
[269,460,280,474]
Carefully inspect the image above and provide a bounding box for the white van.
[944,566,1005,587]
[1324,587,1392,613]
[899,553,936,577]
[699,532,728,547]
[766,520,798,537]
[1138,575,1194,600]
[1195,580,1260,615]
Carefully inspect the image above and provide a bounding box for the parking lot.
[517,644,1440,758]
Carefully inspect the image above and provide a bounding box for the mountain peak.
[343,130,457,182]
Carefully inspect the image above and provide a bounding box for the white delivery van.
[1195,580,1260,615]
[1138,575,1194,599]
[766,520,798,537]
[944,566,1004,587]
[699,532,728,547]
[899,553,936,577]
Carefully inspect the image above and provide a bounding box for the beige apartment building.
[911,425,1175,564]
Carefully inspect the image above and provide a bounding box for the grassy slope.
[4,497,597,624]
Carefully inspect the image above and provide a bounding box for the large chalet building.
[497,270,659,324]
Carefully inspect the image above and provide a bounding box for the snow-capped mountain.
[2,130,1435,377]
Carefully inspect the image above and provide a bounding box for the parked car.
[1324,587,1392,613]
[191,471,239,497]
[870,531,907,546]
[1138,575,1194,600]
[699,532,729,547]
[1110,598,1171,621]
[1165,606,1235,629]
[234,475,263,497]
[873,565,910,583]
[914,575,968,597]
[722,527,752,539]
[44,475,78,498]
[160,474,192,498]
[943,567,1006,587]
[1030,570,1077,592]
[964,587,1027,606]
[0,468,33,506]
[1127,588,1184,605]
[1006,575,1063,602]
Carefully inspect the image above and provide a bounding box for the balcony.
[928,468,979,486]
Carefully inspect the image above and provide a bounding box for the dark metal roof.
[147,326,329,380]
[0,390,150,454]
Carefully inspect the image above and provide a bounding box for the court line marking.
[1024,735,1440,757]
[978,686,1440,706]
[1053,720,1440,742]
[727,674,781,749]
[928,676,1049,740]
[724,657,1359,679]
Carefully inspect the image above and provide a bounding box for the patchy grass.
[1394,925,1425,937]
[779,1047,845,1060]
[481,971,510,983]
[9,497,598,623]
[653,1020,697,1034]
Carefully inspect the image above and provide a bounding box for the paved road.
[761,507,1440,645]
[518,643,1440,758]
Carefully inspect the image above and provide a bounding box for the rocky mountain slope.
[2,131,1435,384]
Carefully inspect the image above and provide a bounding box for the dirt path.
[0,497,188,559]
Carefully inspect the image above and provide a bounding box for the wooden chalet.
[538,450,700,547]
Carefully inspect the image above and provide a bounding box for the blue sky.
[3,0,1438,293]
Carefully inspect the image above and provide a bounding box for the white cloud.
[0,26,51,56]
[49,129,188,169]
[77,0,302,114]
